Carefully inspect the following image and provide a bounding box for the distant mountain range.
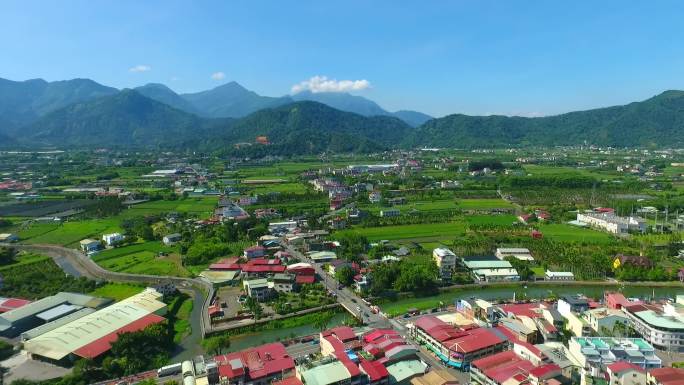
[2,76,684,152]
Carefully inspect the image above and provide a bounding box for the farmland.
[92,242,190,277]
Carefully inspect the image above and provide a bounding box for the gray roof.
[0,292,107,331]
[21,308,95,340]
[35,304,82,322]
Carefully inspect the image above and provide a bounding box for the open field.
[19,219,121,246]
[89,283,144,301]
[456,198,514,209]
[119,198,217,219]
[466,214,518,226]
[92,242,190,277]
[538,223,615,244]
[346,222,467,241]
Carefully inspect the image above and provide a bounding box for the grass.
[0,252,50,272]
[168,294,194,343]
[89,283,144,301]
[345,222,467,242]
[538,223,615,244]
[249,183,308,194]
[93,242,190,277]
[119,198,217,219]
[20,219,121,247]
[456,198,514,209]
[466,214,518,226]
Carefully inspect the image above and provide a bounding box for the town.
[0,145,684,385]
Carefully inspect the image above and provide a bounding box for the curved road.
[0,243,213,361]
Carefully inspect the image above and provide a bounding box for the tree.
[312,312,334,332]
[245,297,263,322]
[203,334,231,355]
[335,265,355,287]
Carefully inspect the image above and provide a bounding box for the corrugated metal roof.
[22,308,95,340]
[0,292,101,329]
[24,289,166,360]
[35,304,82,322]
[302,361,350,385]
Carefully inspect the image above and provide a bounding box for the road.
[1,242,212,361]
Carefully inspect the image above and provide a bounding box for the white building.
[102,233,124,246]
[545,271,575,281]
[162,233,182,246]
[380,209,400,217]
[568,337,661,379]
[582,307,629,333]
[623,295,684,351]
[495,247,534,262]
[432,248,457,279]
[576,212,647,234]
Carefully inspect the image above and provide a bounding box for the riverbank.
[381,281,684,317]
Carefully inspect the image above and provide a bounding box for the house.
[557,295,590,315]
[79,239,101,253]
[214,342,295,385]
[272,273,295,293]
[606,361,646,385]
[244,246,266,259]
[380,209,400,218]
[162,233,182,246]
[0,233,19,243]
[613,254,653,270]
[544,271,574,281]
[582,307,630,333]
[432,248,457,279]
[410,370,459,385]
[330,216,347,230]
[495,248,534,262]
[369,191,382,203]
[647,367,684,385]
[567,337,661,378]
[243,278,272,302]
[102,233,124,247]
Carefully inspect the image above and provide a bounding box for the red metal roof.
[528,363,561,379]
[241,265,287,273]
[0,298,31,313]
[333,351,361,377]
[272,376,303,385]
[447,327,504,354]
[359,360,389,381]
[295,275,315,284]
[472,350,535,384]
[648,368,684,385]
[499,303,542,319]
[247,258,281,266]
[215,342,294,381]
[73,313,166,359]
[607,361,644,374]
[322,326,357,342]
[363,329,398,343]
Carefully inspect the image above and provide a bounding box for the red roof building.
[272,376,303,385]
[0,298,31,313]
[359,359,390,384]
[295,275,316,285]
[321,326,360,356]
[215,342,295,384]
[410,316,506,369]
[73,313,166,359]
[648,367,684,385]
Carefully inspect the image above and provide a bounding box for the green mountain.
[407,90,684,148]
[291,91,432,126]
[26,89,228,147]
[181,82,292,118]
[0,77,117,134]
[223,101,412,154]
[134,83,201,115]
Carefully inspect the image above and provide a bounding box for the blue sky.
[2,1,684,117]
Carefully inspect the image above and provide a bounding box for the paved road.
[1,243,212,361]
[285,245,390,328]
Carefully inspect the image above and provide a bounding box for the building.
[557,295,590,316]
[0,292,111,337]
[320,326,359,356]
[79,239,101,253]
[563,311,592,337]
[576,212,647,234]
[272,273,295,293]
[623,296,684,351]
[606,361,646,385]
[463,260,520,283]
[215,342,295,385]
[469,350,561,385]
[568,337,661,378]
[0,233,19,243]
[162,233,182,246]
[0,298,31,314]
[299,358,363,385]
[102,233,124,246]
[613,254,654,270]
[243,279,272,302]
[360,360,390,385]
[386,360,427,385]
[380,209,400,218]
[433,248,457,279]
[582,307,629,334]
[369,191,382,203]
[244,246,266,259]
[23,289,166,363]
[544,271,574,281]
[495,248,534,262]
[407,316,506,370]
[647,367,684,385]
[410,370,459,385]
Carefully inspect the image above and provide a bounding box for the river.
[227,312,348,352]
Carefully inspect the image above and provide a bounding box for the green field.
[466,214,517,225]
[93,242,190,277]
[248,182,308,194]
[456,198,514,209]
[89,283,144,301]
[168,294,194,343]
[538,223,615,244]
[19,219,121,246]
[120,198,217,219]
[347,222,467,241]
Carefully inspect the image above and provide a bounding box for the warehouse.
[24,288,167,364]
[0,292,110,337]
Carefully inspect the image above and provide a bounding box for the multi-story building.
[432,248,457,279]
[568,337,661,378]
[582,307,630,334]
[576,212,647,234]
[214,342,295,385]
[407,316,507,370]
[623,297,684,351]
[495,248,534,262]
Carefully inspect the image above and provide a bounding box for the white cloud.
[291,75,371,94]
[129,65,151,73]
[211,72,226,80]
